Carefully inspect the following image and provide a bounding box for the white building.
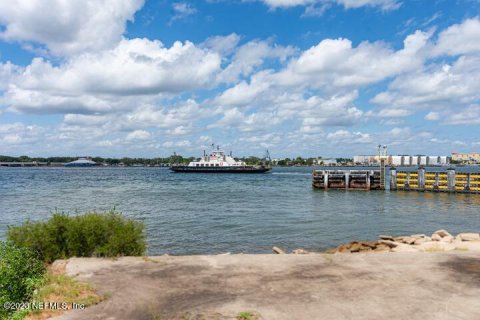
[353,154,450,166]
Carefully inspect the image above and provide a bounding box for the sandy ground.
[53,252,480,320]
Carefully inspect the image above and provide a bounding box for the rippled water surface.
[1,166,480,254]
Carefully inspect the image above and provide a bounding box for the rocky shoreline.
[273,230,480,254]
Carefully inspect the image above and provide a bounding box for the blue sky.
[0,0,479,158]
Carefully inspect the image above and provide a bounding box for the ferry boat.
[170,146,271,173]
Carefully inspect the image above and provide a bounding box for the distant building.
[64,158,97,167]
[353,155,450,166]
[452,152,480,164]
[313,158,337,166]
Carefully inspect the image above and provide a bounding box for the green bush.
[7,211,146,263]
[0,242,45,318]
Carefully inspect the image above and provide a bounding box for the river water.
[1,166,479,254]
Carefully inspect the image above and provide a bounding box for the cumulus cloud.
[2,39,221,114]
[371,56,480,110]
[0,0,144,56]
[433,17,480,56]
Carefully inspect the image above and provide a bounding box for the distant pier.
[391,168,480,194]
[312,170,383,190]
[312,168,480,194]
[0,162,63,167]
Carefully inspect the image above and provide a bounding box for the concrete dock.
[55,252,480,320]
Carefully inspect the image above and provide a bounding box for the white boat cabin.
[188,148,246,167]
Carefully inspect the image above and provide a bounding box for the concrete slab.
[54,252,480,320]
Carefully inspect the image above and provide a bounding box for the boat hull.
[170,166,271,173]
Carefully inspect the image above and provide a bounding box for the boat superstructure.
[170,145,271,173]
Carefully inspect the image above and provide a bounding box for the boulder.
[431,234,442,241]
[433,229,452,238]
[403,237,417,245]
[410,234,427,239]
[414,238,427,245]
[379,235,394,241]
[457,233,480,241]
[440,236,454,243]
[272,246,285,254]
[374,244,391,252]
[379,240,400,248]
[349,242,363,253]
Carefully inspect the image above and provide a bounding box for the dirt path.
[53,252,480,320]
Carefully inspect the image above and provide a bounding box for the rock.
[433,229,452,238]
[457,233,480,241]
[349,242,362,253]
[391,244,419,252]
[440,236,454,243]
[431,234,442,241]
[379,240,400,248]
[410,234,427,239]
[403,237,417,245]
[379,235,394,241]
[272,246,285,254]
[414,238,427,245]
[374,244,391,252]
[337,244,351,253]
[292,249,309,254]
[394,236,405,242]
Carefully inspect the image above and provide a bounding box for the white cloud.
[0,62,22,90]
[372,55,480,109]
[336,0,400,11]
[0,122,46,147]
[2,39,221,114]
[218,40,296,83]
[443,105,480,125]
[170,2,197,24]
[201,33,241,56]
[326,130,372,143]
[276,30,429,89]
[126,130,151,141]
[433,17,480,56]
[0,0,144,56]
[260,0,400,11]
[425,111,440,121]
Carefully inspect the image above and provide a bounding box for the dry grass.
[19,264,103,320]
